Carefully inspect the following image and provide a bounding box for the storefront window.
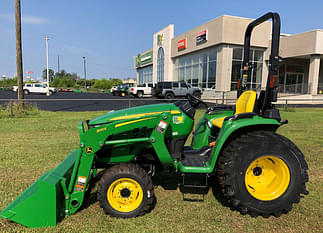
[231,47,264,90]
[157,47,164,82]
[174,47,218,89]
[138,65,153,85]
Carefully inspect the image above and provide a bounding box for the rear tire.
[137,91,144,98]
[165,92,174,99]
[216,131,308,217]
[23,89,29,95]
[98,163,155,218]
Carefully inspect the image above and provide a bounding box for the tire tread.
[97,163,154,218]
[216,130,308,217]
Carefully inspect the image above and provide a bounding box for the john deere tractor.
[1,12,308,228]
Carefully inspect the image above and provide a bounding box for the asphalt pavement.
[1,91,322,111]
[0,91,178,111]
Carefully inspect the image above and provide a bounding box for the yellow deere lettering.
[115,117,156,128]
[110,111,180,121]
[96,127,107,133]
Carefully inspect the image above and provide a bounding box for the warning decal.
[75,176,87,192]
[156,120,168,133]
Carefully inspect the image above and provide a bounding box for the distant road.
[0,91,169,111]
[1,91,322,111]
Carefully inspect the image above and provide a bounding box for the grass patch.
[0,109,322,233]
[0,103,40,119]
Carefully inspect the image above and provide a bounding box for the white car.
[12,83,57,95]
[129,83,155,98]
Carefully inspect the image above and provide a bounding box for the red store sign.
[196,29,207,44]
[177,38,187,51]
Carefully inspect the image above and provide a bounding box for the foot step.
[182,173,208,188]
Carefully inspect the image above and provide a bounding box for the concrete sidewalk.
[202,90,323,105]
[276,94,323,104]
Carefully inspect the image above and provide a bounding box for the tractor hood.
[89,103,179,125]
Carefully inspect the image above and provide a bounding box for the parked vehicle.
[130,83,155,98]
[12,83,57,95]
[58,88,73,92]
[110,86,118,95]
[153,81,202,99]
[115,83,133,97]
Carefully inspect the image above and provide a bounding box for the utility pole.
[45,36,50,96]
[57,54,60,73]
[15,0,24,106]
[83,56,87,90]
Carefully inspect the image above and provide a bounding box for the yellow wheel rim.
[245,156,290,201]
[121,93,125,96]
[107,178,143,212]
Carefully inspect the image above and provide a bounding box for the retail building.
[134,15,323,95]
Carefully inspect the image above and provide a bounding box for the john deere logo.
[173,115,184,124]
[157,34,163,46]
[85,147,93,154]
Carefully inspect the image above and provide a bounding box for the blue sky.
[1,0,322,81]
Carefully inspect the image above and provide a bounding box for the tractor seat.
[212,90,257,128]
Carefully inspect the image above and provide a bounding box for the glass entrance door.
[285,73,304,94]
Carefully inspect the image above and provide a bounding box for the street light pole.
[83,56,87,90]
[57,54,60,73]
[45,36,50,96]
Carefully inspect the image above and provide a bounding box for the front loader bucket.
[0,149,78,228]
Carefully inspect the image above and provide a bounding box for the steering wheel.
[186,93,208,108]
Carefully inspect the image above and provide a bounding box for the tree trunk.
[15,0,24,107]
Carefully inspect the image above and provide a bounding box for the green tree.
[91,78,123,89]
[51,70,80,88]
[70,73,80,80]
[93,78,110,89]
[42,69,54,82]
[109,78,123,87]
[0,77,17,87]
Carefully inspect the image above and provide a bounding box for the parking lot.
[0,91,181,111]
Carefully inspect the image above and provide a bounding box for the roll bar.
[237,12,283,114]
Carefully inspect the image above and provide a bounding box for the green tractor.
[1,12,308,228]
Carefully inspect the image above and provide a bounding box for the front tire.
[23,89,29,95]
[216,131,308,217]
[98,163,155,218]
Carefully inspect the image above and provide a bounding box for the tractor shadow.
[209,175,232,209]
[79,171,230,213]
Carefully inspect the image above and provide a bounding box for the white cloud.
[0,13,49,25]
[23,15,49,24]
